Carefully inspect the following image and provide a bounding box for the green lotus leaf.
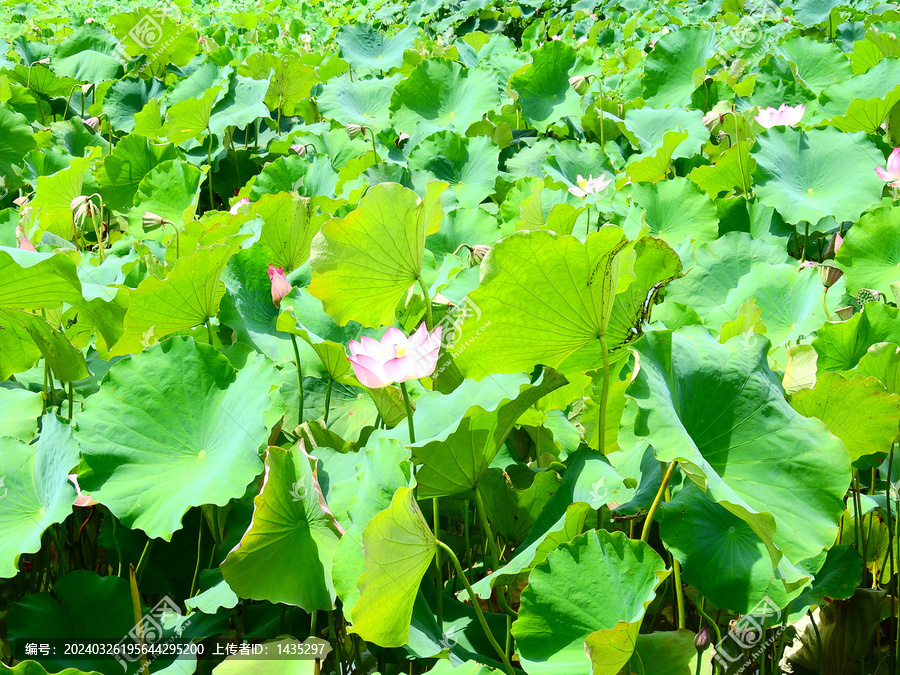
[541,140,615,189]
[0,105,37,175]
[239,53,318,116]
[211,642,317,675]
[208,71,272,138]
[512,529,667,674]
[250,191,323,273]
[29,150,100,239]
[319,73,401,129]
[0,387,42,441]
[425,207,502,259]
[855,342,900,394]
[6,571,136,675]
[0,662,102,675]
[110,243,236,356]
[790,371,900,461]
[687,139,755,197]
[642,27,717,108]
[331,438,413,620]
[76,338,281,540]
[164,86,220,145]
[0,247,86,310]
[624,327,851,569]
[51,24,123,83]
[813,303,900,372]
[774,36,854,95]
[411,368,566,498]
[789,545,862,612]
[622,107,708,161]
[408,131,499,208]
[477,469,560,543]
[660,483,798,613]
[0,415,78,579]
[350,486,437,647]
[250,155,338,201]
[0,308,88,381]
[391,58,499,133]
[808,58,900,132]
[128,158,203,232]
[336,23,418,72]
[629,177,718,246]
[96,133,180,213]
[752,127,884,225]
[110,9,199,77]
[624,130,688,183]
[309,181,445,327]
[102,77,167,133]
[626,630,711,675]
[220,443,343,610]
[422,661,497,675]
[455,229,681,379]
[835,205,900,295]
[510,41,586,132]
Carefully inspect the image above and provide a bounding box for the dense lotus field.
[2,0,900,672]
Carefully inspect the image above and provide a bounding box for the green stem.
[598,76,605,149]
[89,205,105,260]
[289,334,304,427]
[206,318,214,345]
[433,497,443,631]
[463,501,472,583]
[597,334,610,453]
[585,204,591,238]
[400,381,415,442]
[189,521,203,598]
[207,126,214,208]
[47,525,68,576]
[416,274,434,330]
[68,381,74,420]
[367,126,378,159]
[641,461,677,543]
[46,363,58,409]
[135,539,153,586]
[734,112,748,195]
[808,609,824,675]
[666,487,685,630]
[801,221,810,263]
[436,540,515,675]
[475,487,517,618]
[323,377,332,424]
[887,445,897,669]
[822,287,831,321]
[696,596,723,650]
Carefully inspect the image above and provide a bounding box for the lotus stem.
[367,126,378,159]
[416,274,434,331]
[206,125,214,208]
[641,461,677,542]
[47,525,68,576]
[475,487,516,618]
[88,196,106,260]
[400,381,415,442]
[289,334,304,427]
[189,521,203,598]
[597,333,610,453]
[733,111,748,195]
[206,318,214,345]
[665,485,686,630]
[433,496,443,631]
[323,377,332,424]
[68,381,74,419]
[135,539,153,585]
[436,539,515,675]
[822,287,831,321]
[807,609,824,675]
[129,564,151,675]
[887,444,897,667]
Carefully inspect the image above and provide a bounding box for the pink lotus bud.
[290,144,307,156]
[68,474,97,507]
[229,197,250,215]
[84,116,101,131]
[16,226,35,251]
[569,75,590,95]
[824,232,843,259]
[396,132,410,149]
[267,264,292,307]
[469,244,491,265]
[346,123,368,140]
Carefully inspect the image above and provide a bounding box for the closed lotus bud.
[267,265,292,307]
[818,263,843,288]
[13,196,29,207]
[70,195,97,224]
[694,626,710,651]
[568,75,590,95]
[84,116,101,131]
[15,225,36,252]
[290,144,307,157]
[346,123,368,140]
[824,232,843,259]
[142,211,168,228]
[396,132,410,149]
[469,244,491,266]
[80,84,93,96]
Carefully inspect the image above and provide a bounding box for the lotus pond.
[1,0,900,673]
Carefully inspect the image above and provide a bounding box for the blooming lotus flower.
[229,197,250,215]
[300,33,312,45]
[348,323,442,388]
[568,173,612,198]
[753,103,805,129]
[68,474,97,508]
[550,35,562,41]
[267,265,292,306]
[875,147,900,188]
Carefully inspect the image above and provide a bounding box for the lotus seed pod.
[142,211,167,228]
[469,244,491,265]
[818,263,843,288]
[856,288,882,305]
[346,123,367,140]
[568,75,590,95]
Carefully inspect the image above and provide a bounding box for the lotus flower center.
[395,346,407,358]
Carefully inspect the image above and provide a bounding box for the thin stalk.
[801,221,810,263]
[323,377,332,425]
[665,486,685,630]
[88,204,105,260]
[888,444,897,671]
[289,334,304,426]
[112,515,123,577]
[46,363,58,409]
[696,596,723,649]
[585,204,591,237]
[463,501,472,582]
[47,525,68,576]
[641,461,677,542]
[597,334,610,453]
[189,521,203,598]
[598,75,605,149]
[400,381,415,442]
[206,318,214,345]
[416,274,434,330]
[135,539,153,585]
[433,496,443,631]
[475,487,516,618]
[822,288,831,321]
[129,565,151,675]
[366,127,378,159]
[206,126,214,208]
[436,540,515,675]
[42,364,48,414]
[68,381,74,419]
[808,609,824,675]
[734,112,748,195]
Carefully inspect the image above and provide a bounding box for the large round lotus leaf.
[391,58,499,134]
[128,158,203,230]
[629,177,718,246]
[0,247,86,310]
[790,371,900,462]
[660,484,797,613]
[641,27,718,108]
[250,191,323,273]
[102,77,167,133]
[240,53,318,116]
[163,86,220,144]
[751,127,884,225]
[509,40,586,132]
[0,662,102,675]
[110,9,199,76]
[318,73,401,129]
[208,72,272,139]
[623,327,851,569]
[29,151,100,239]
[96,133,179,213]
[220,443,343,611]
[309,181,445,327]
[408,131,499,208]
[454,229,681,379]
[75,337,281,540]
[0,416,79,579]
[0,105,37,175]
[773,36,854,96]
[541,140,615,189]
[0,387,42,440]
[808,58,900,132]
[0,308,89,381]
[626,630,711,675]
[836,205,900,295]
[813,303,900,372]
[336,23,418,71]
[6,571,136,675]
[855,342,900,394]
[51,24,123,83]
[350,486,437,648]
[511,529,667,674]
[622,107,707,161]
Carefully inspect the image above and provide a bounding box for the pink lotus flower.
[753,104,805,128]
[68,474,97,508]
[229,198,250,214]
[875,147,900,188]
[16,226,35,252]
[267,265,292,306]
[348,323,442,388]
